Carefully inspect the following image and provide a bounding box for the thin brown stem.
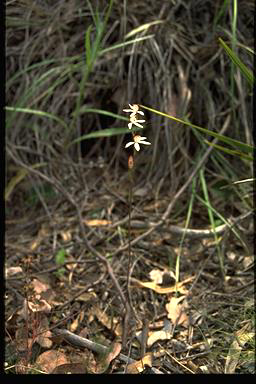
[122,153,135,348]
[126,159,133,294]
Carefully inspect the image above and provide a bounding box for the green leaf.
[73,107,129,121]
[204,140,253,162]
[5,106,68,131]
[55,249,67,265]
[140,104,254,154]
[196,195,248,252]
[54,267,66,279]
[219,37,255,86]
[69,127,129,145]
[85,25,93,69]
[100,34,154,55]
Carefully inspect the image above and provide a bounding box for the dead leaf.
[36,332,52,349]
[126,353,153,374]
[49,333,65,345]
[242,255,254,269]
[31,278,50,295]
[70,311,85,332]
[51,363,87,374]
[6,309,19,333]
[15,357,32,374]
[60,230,72,242]
[225,322,254,373]
[149,269,164,284]
[166,296,189,327]
[15,326,33,352]
[36,350,69,373]
[5,266,23,278]
[147,329,172,348]
[226,251,237,262]
[95,342,122,373]
[35,314,52,348]
[75,292,97,302]
[30,225,49,251]
[107,342,121,361]
[88,305,122,336]
[134,276,194,294]
[84,219,112,226]
[187,360,201,373]
[133,187,149,197]
[70,317,79,333]
[85,350,98,373]
[198,365,210,373]
[27,295,52,314]
[79,327,88,338]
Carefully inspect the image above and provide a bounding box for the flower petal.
[134,121,144,128]
[134,143,140,151]
[123,109,133,113]
[137,110,144,115]
[125,142,134,148]
[128,122,133,129]
[139,140,151,145]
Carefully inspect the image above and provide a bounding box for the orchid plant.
[123,104,151,152]
[122,103,151,346]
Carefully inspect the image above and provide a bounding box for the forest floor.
[5,169,254,374]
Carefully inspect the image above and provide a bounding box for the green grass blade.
[199,169,225,276]
[85,24,92,69]
[125,20,163,38]
[196,195,248,251]
[69,127,130,145]
[213,0,230,31]
[73,107,129,121]
[5,106,68,131]
[71,0,113,133]
[5,163,47,202]
[219,38,255,86]
[86,0,98,26]
[100,35,154,55]
[175,178,196,283]
[6,59,73,88]
[140,104,254,154]
[204,140,254,162]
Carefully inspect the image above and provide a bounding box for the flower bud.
[128,155,134,169]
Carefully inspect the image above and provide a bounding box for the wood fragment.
[53,329,163,373]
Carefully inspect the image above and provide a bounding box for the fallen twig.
[53,328,163,373]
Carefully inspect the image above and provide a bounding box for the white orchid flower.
[123,104,144,117]
[127,115,145,130]
[125,135,151,152]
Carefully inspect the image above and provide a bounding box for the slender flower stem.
[122,152,135,349]
[127,154,133,294]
